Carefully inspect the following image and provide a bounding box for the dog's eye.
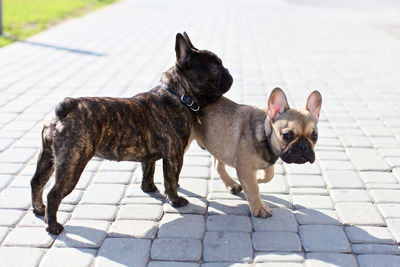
[282,132,294,142]
[311,132,318,143]
[213,65,220,73]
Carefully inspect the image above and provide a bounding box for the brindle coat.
[31,33,233,234]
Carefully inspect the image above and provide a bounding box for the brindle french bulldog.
[31,32,233,234]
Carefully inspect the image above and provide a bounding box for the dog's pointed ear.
[306,90,322,122]
[175,33,193,68]
[183,32,197,50]
[267,87,289,120]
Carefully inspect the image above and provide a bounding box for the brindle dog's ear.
[267,87,290,120]
[306,90,322,122]
[175,33,193,68]
[183,32,198,50]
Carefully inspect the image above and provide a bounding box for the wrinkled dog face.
[175,33,233,105]
[267,88,322,164]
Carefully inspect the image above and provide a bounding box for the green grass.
[0,0,117,47]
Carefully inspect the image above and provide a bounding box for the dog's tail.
[55,97,78,119]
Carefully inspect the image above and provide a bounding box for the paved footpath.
[1,0,400,266]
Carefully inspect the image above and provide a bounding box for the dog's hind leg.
[45,148,92,234]
[256,165,275,184]
[141,161,158,192]
[162,155,188,208]
[31,126,55,216]
[215,159,242,194]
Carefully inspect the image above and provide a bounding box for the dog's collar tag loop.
[160,82,203,116]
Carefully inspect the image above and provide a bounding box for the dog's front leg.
[141,161,158,192]
[236,166,272,217]
[162,157,189,207]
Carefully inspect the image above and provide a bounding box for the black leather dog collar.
[160,82,204,116]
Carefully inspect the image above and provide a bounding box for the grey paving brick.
[0,163,24,174]
[123,197,164,205]
[347,148,390,171]
[287,174,325,188]
[378,203,400,218]
[290,187,329,195]
[0,226,9,243]
[40,248,97,267]
[0,174,12,191]
[331,189,371,202]
[387,219,400,243]
[149,262,200,267]
[151,238,202,261]
[386,157,400,168]
[208,199,251,216]
[184,155,212,167]
[0,187,31,209]
[370,189,400,203]
[0,247,44,267]
[252,208,298,232]
[358,254,400,267]
[19,210,70,227]
[207,215,252,232]
[95,238,151,267]
[203,232,253,262]
[158,214,205,239]
[0,148,37,163]
[345,226,395,244]
[306,253,358,267]
[0,209,25,226]
[359,171,398,184]
[352,244,400,254]
[108,220,158,239]
[261,194,293,209]
[164,197,207,215]
[80,184,126,205]
[202,263,251,267]
[295,209,339,225]
[299,225,351,252]
[258,175,289,194]
[178,178,208,197]
[284,163,321,175]
[293,195,334,209]
[71,204,118,221]
[54,220,110,248]
[91,171,132,184]
[339,135,372,148]
[98,161,137,172]
[323,170,364,189]
[254,263,303,267]
[316,151,349,161]
[252,231,301,252]
[125,184,164,198]
[337,202,386,225]
[254,252,304,263]
[319,160,355,170]
[117,204,163,221]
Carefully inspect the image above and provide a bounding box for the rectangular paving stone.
[117,204,163,221]
[254,252,304,263]
[252,231,301,252]
[158,214,205,239]
[108,220,158,239]
[80,184,126,205]
[208,199,251,216]
[125,184,164,198]
[151,238,202,261]
[0,226,9,243]
[316,151,349,161]
[164,197,207,215]
[287,174,325,188]
[0,174,12,191]
[0,209,25,226]
[387,219,400,243]
[319,160,356,171]
[347,148,390,171]
[261,194,293,209]
[207,215,252,233]
[358,254,400,267]
[0,163,24,174]
[352,244,400,254]
[0,247,44,267]
[54,220,110,248]
[345,226,395,244]
[95,238,151,267]
[323,170,364,189]
[336,202,385,226]
[293,195,334,209]
[295,209,340,225]
[91,171,133,184]
[0,147,38,163]
[370,189,400,203]
[331,189,371,202]
[252,208,298,232]
[40,248,97,267]
[203,232,253,262]
[0,187,31,209]
[290,187,329,195]
[378,203,400,218]
[148,262,200,267]
[258,175,289,194]
[299,225,351,252]
[71,204,118,221]
[19,211,70,227]
[178,178,208,198]
[359,171,398,184]
[284,162,321,175]
[123,197,164,205]
[306,253,358,267]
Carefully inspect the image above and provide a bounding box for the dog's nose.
[296,142,308,152]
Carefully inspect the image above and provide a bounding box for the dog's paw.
[33,204,46,216]
[251,202,272,218]
[171,196,189,208]
[141,182,158,193]
[229,184,242,194]
[46,223,64,235]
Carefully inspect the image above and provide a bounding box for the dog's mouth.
[280,141,315,164]
[216,68,233,95]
